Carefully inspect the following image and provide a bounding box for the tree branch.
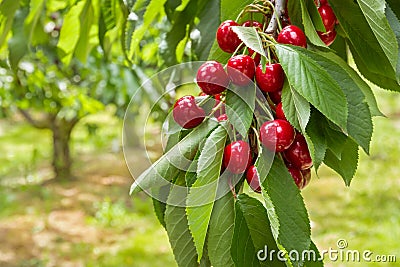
[266,0,287,35]
[18,109,52,129]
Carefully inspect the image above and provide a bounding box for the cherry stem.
[256,97,274,119]
[197,95,213,107]
[208,99,224,117]
[228,177,238,199]
[266,0,287,35]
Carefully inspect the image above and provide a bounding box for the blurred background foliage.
[0,0,399,266]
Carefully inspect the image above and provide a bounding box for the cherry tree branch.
[18,108,52,129]
[266,0,287,35]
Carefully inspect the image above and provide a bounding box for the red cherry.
[216,20,242,53]
[196,61,229,95]
[269,90,282,104]
[217,114,228,121]
[259,119,295,152]
[173,96,205,129]
[227,55,256,86]
[287,166,305,189]
[255,63,285,92]
[242,20,263,30]
[214,93,222,101]
[246,165,261,193]
[277,25,307,48]
[284,133,313,170]
[301,168,311,188]
[248,48,261,66]
[275,102,286,120]
[223,140,252,174]
[317,29,337,46]
[318,5,336,32]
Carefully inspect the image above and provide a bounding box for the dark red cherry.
[242,20,263,30]
[196,61,230,95]
[275,102,286,120]
[269,90,282,104]
[317,29,337,46]
[227,55,256,86]
[287,166,305,189]
[216,20,242,53]
[259,119,295,152]
[246,165,261,193]
[301,168,311,188]
[284,133,313,170]
[277,25,307,48]
[255,63,285,92]
[223,140,252,174]
[248,48,261,66]
[318,5,336,32]
[173,96,205,129]
[217,114,228,121]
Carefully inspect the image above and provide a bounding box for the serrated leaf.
[386,4,400,85]
[304,241,324,267]
[208,193,235,267]
[305,110,327,171]
[259,156,311,266]
[187,126,227,261]
[226,84,255,137]
[305,0,325,32]
[281,80,310,132]
[276,44,348,131]
[130,119,218,194]
[165,177,198,267]
[231,26,264,57]
[324,138,359,186]
[152,184,172,229]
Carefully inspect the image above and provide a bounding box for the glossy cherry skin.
[287,166,305,189]
[227,55,256,86]
[248,48,261,66]
[217,114,228,121]
[223,140,252,174]
[173,96,205,129]
[255,63,285,92]
[277,25,307,48]
[275,102,286,120]
[284,133,313,170]
[301,168,311,188]
[246,165,261,193]
[317,29,337,46]
[242,20,263,30]
[196,61,230,95]
[318,5,336,32]
[269,90,282,104]
[260,119,295,152]
[217,20,242,53]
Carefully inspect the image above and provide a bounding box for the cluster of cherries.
[172,2,334,192]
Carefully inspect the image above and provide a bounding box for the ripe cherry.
[317,29,337,46]
[255,63,285,92]
[173,96,205,129]
[242,20,263,30]
[301,168,311,188]
[248,48,261,66]
[287,166,305,189]
[269,90,282,104]
[275,102,286,120]
[277,25,307,48]
[217,114,228,121]
[284,133,313,170]
[223,140,252,174]
[318,5,336,32]
[217,20,242,53]
[260,119,295,152]
[196,61,230,95]
[246,165,261,193]
[227,55,256,86]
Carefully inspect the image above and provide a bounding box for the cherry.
[318,5,336,32]
[248,48,261,66]
[173,96,205,129]
[287,166,305,189]
[284,133,313,170]
[317,29,337,46]
[246,165,261,193]
[242,20,263,30]
[277,25,307,48]
[196,61,230,95]
[255,63,285,92]
[227,55,256,86]
[301,168,311,188]
[217,114,228,121]
[216,20,242,53]
[223,140,252,174]
[269,90,282,104]
[275,102,286,120]
[260,119,295,152]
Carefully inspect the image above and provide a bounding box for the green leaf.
[386,4,400,85]
[130,119,218,194]
[329,34,347,62]
[8,7,29,71]
[221,0,253,21]
[299,0,326,47]
[276,44,348,131]
[24,0,46,45]
[259,156,311,266]
[235,194,287,267]
[152,184,171,229]
[231,26,264,57]
[305,0,325,32]
[305,110,327,171]
[287,0,303,29]
[0,0,20,49]
[208,40,231,63]
[165,178,199,267]
[324,138,359,186]
[187,125,227,261]
[208,193,235,267]
[226,84,255,137]
[304,241,324,267]
[281,80,310,132]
